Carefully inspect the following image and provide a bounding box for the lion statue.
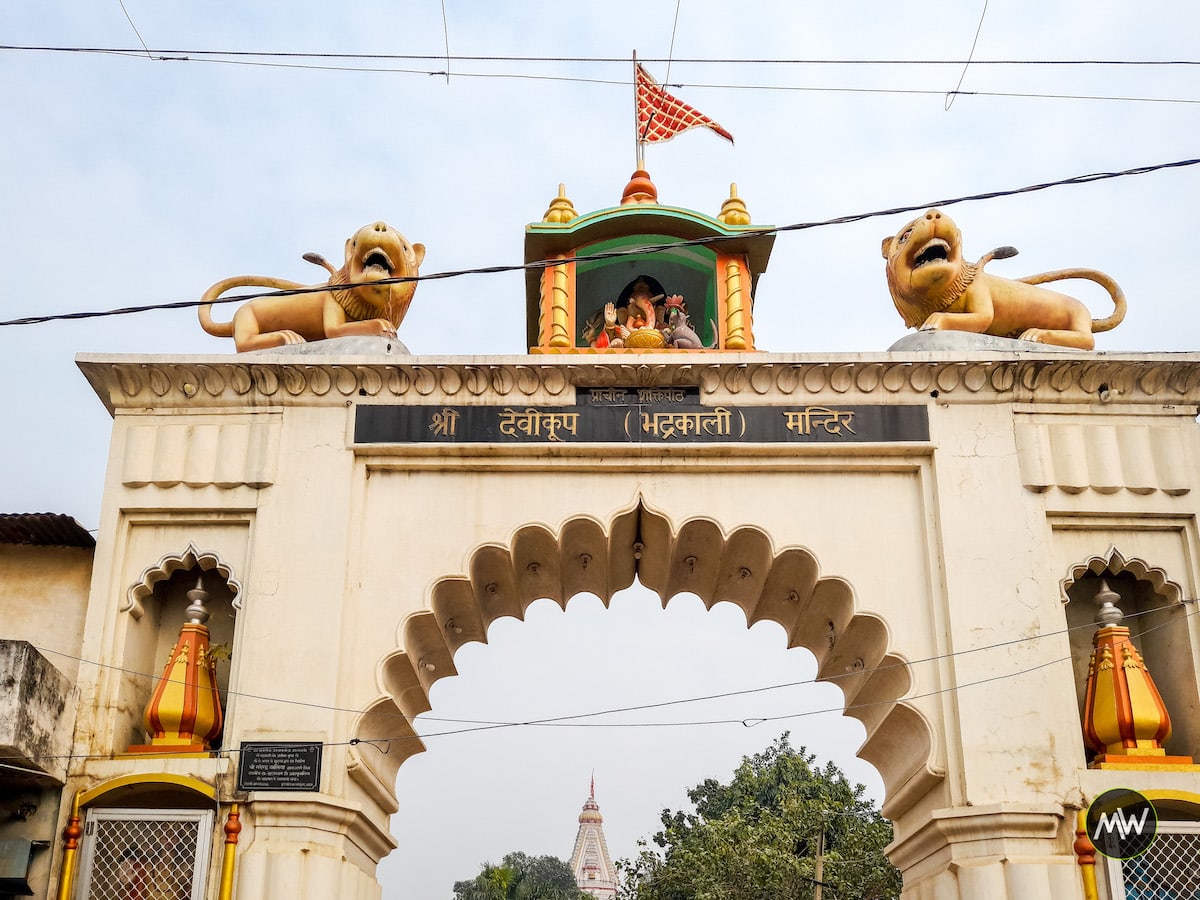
[881,209,1125,350]
[198,221,425,352]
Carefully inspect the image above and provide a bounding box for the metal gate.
[76,809,213,900]
[1103,821,1200,899]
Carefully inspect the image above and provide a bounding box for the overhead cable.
[4,45,1199,66]
[1,155,1196,329]
[1,45,1196,103]
[13,602,1193,764]
[14,602,1197,763]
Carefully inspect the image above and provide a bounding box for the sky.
[2,1,1199,897]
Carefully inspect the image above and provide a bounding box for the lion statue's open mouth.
[911,238,951,270]
[360,249,395,278]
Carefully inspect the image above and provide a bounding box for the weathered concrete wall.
[0,640,75,784]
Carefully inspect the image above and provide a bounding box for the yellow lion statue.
[198,221,425,352]
[882,209,1125,350]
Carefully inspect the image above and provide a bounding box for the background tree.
[616,734,901,900]
[453,851,588,900]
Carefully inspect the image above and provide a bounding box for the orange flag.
[636,63,733,145]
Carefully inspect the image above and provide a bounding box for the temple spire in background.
[569,778,617,898]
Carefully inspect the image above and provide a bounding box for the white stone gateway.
[45,343,1199,900]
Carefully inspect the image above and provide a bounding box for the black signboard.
[354,386,928,446]
[237,741,323,792]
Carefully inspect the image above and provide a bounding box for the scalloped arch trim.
[123,542,243,620]
[352,502,940,818]
[1060,545,1183,605]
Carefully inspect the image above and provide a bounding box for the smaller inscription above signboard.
[237,741,323,792]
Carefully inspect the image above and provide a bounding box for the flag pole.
[633,50,643,169]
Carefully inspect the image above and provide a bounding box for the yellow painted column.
[1074,809,1099,900]
[218,803,242,900]
[55,795,82,900]
[723,259,752,350]
[548,259,572,348]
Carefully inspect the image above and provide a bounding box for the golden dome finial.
[717,182,751,225]
[542,183,578,223]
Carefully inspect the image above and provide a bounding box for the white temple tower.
[568,779,618,898]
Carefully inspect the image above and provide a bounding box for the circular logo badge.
[1086,788,1158,860]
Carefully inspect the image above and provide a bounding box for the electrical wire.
[1,155,1196,329]
[115,1,152,61]
[2,45,1196,102]
[438,0,450,85]
[405,603,1200,744]
[21,596,1178,728]
[945,0,990,110]
[663,2,682,90]
[4,46,1199,65]
[9,601,1195,764]
[54,56,1200,105]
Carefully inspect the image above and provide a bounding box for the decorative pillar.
[130,577,224,753]
[1081,580,1193,767]
[723,260,751,350]
[55,795,82,900]
[545,259,573,348]
[717,183,755,351]
[538,184,578,349]
[1073,809,1099,900]
[218,803,242,900]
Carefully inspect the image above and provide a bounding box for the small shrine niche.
[1064,569,1199,766]
[119,564,237,754]
[524,171,775,352]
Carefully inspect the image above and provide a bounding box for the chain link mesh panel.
[79,812,207,900]
[1117,826,1200,899]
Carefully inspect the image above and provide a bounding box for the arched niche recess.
[116,545,240,753]
[351,501,939,819]
[1062,547,1199,762]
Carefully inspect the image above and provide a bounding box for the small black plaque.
[237,741,323,792]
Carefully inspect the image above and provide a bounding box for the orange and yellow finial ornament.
[130,577,224,754]
[1081,580,1193,768]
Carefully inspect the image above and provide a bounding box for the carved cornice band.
[78,354,1200,411]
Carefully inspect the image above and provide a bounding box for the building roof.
[0,513,95,548]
